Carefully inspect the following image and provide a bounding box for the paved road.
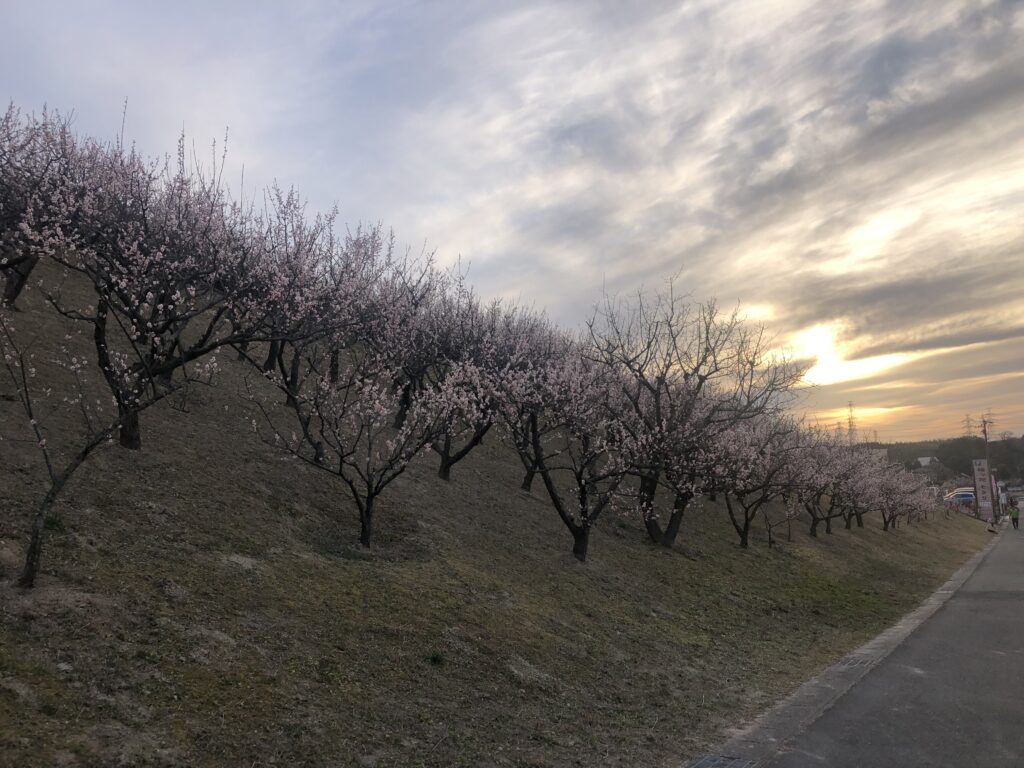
[763,530,1024,767]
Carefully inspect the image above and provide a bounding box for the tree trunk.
[725,495,750,548]
[644,516,664,543]
[520,467,535,492]
[17,479,66,589]
[16,425,114,588]
[825,515,833,534]
[236,340,249,362]
[330,349,340,383]
[17,510,46,588]
[3,256,38,308]
[809,516,819,537]
[285,351,301,408]
[437,436,453,482]
[571,526,590,562]
[119,406,141,450]
[359,498,374,547]
[659,492,690,548]
[438,458,452,481]
[262,340,280,373]
[393,383,411,428]
[638,473,661,543]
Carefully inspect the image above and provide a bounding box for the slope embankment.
[0,292,990,767]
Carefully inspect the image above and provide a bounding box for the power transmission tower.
[962,413,975,437]
[847,401,857,446]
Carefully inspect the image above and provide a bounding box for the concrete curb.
[686,527,1004,768]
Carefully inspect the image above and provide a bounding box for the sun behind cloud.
[792,323,922,387]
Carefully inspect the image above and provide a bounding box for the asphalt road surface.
[764,529,1024,767]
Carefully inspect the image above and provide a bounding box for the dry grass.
[0,286,990,767]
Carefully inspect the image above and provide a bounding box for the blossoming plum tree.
[250,249,456,547]
[715,414,798,548]
[18,131,294,449]
[500,347,628,561]
[586,281,803,548]
[0,107,75,308]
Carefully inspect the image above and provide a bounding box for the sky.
[2,0,1022,441]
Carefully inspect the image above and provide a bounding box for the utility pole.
[847,401,856,446]
[981,411,999,521]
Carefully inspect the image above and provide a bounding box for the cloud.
[2,0,1022,439]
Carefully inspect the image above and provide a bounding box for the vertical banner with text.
[973,459,994,521]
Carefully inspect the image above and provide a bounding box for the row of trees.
[1,106,944,588]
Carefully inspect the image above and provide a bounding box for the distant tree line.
[885,436,1024,482]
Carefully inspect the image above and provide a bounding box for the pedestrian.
[1010,498,1020,531]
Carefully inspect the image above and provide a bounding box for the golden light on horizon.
[813,404,911,427]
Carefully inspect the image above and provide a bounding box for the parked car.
[944,490,975,506]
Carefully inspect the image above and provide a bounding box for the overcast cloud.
[3,0,1022,440]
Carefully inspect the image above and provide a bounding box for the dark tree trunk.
[659,492,690,548]
[17,427,113,588]
[809,516,819,537]
[119,406,141,450]
[393,383,412,429]
[644,516,664,543]
[825,515,833,534]
[330,349,340,383]
[844,513,853,530]
[725,496,753,548]
[572,526,590,562]
[236,340,249,362]
[520,467,536,492]
[438,438,453,481]
[359,498,374,547]
[638,473,662,543]
[285,351,301,408]
[3,256,38,308]
[17,510,46,588]
[515,440,538,491]
[435,422,491,482]
[262,340,281,373]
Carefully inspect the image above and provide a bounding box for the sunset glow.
[3,0,1022,440]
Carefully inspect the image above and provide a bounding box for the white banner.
[973,458,994,521]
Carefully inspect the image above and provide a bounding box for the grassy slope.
[0,290,991,767]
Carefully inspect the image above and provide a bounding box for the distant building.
[913,456,950,482]
[859,447,889,463]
